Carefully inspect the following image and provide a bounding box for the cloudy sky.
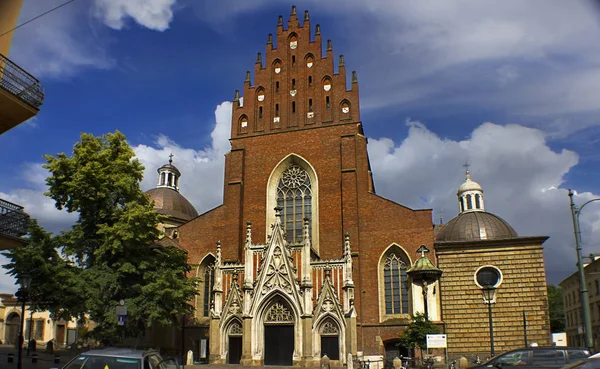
[1,0,600,292]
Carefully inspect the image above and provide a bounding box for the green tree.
[548,284,565,332]
[399,312,441,354]
[43,130,198,344]
[2,219,83,321]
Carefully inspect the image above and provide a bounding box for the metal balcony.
[0,52,44,134]
[0,198,29,250]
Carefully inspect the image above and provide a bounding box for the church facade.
[175,7,437,367]
[146,7,552,367]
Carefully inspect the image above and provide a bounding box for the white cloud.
[368,120,598,284]
[8,0,178,79]
[93,0,177,31]
[133,101,232,214]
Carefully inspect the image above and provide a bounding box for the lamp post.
[568,189,600,353]
[16,274,31,369]
[475,266,502,358]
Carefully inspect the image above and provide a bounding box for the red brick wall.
[176,10,434,355]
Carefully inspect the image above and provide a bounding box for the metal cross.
[169,153,174,164]
[462,160,470,173]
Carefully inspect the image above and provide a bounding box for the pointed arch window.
[277,164,312,243]
[203,264,215,317]
[384,253,409,315]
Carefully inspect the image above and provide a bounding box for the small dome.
[457,171,482,194]
[146,187,199,222]
[435,211,518,242]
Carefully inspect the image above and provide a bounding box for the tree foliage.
[399,312,441,350]
[5,131,198,345]
[548,284,565,332]
[2,219,83,321]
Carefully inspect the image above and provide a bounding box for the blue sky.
[1,0,600,291]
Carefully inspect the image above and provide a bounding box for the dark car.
[470,347,590,369]
[51,348,179,369]
[561,356,600,369]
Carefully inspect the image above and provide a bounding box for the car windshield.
[64,354,141,369]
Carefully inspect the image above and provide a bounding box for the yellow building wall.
[0,0,23,56]
[437,242,552,359]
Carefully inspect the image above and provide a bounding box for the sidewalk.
[0,345,77,369]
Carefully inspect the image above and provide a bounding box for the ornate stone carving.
[265,302,293,323]
[229,321,243,335]
[262,246,293,294]
[322,321,339,335]
[322,299,335,312]
[281,165,308,189]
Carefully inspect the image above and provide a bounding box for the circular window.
[474,265,502,289]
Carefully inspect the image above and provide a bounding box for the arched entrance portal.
[5,313,20,345]
[263,301,294,366]
[227,320,243,364]
[384,340,409,369]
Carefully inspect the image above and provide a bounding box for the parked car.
[561,356,600,369]
[470,347,590,369]
[51,348,179,369]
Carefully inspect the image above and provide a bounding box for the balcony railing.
[0,198,29,238]
[0,52,44,108]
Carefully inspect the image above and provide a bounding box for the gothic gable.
[220,274,244,328]
[250,211,303,316]
[313,272,345,327]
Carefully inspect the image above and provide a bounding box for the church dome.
[145,154,198,222]
[435,211,518,242]
[146,187,198,222]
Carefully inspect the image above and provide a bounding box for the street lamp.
[16,274,32,369]
[475,266,502,358]
[568,189,600,353]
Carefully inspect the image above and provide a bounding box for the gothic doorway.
[320,320,340,360]
[384,340,409,369]
[263,301,294,366]
[228,321,243,364]
[5,313,20,345]
[264,325,294,366]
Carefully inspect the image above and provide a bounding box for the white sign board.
[426,334,447,348]
[116,306,127,316]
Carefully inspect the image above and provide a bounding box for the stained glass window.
[203,264,215,317]
[277,165,312,244]
[384,253,409,315]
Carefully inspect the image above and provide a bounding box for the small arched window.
[259,106,263,119]
[292,101,296,113]
[466,194,473,210]
[276,81,280,92]
[384,253,409,315]
[475,194,481,209]
[459,197,465,213]
[308,76,312,87]
[326,96,330,108]
[275,104,280,117]
[292,79,296,90]
[309,99,313,111]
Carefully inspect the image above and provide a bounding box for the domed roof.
[435,211,518,242]
[457,171,482,194]
[146,187,198,222]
